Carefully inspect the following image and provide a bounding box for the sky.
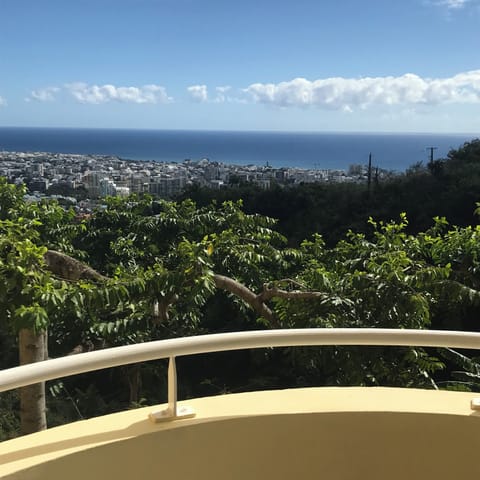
[0,0,479,133]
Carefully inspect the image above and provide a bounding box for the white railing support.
[148,356,195,423]
[168,356,177,416]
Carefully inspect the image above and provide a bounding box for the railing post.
[149,356,195,423]
[168,356,177,417]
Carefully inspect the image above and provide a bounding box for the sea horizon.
[0,126,477,172]
[1,124,478,136]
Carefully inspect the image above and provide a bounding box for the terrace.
[1,328,480,479]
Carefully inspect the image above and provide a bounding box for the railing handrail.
[1,328,480,394]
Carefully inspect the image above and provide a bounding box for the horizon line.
[0,125,478,137]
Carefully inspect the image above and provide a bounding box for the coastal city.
[0,150,390,212]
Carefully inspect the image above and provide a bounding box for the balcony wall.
[1,387,479,479]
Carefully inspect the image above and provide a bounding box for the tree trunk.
[126,364,142,405]
[19,328,48,435]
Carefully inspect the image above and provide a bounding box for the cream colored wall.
[1,387,480,480]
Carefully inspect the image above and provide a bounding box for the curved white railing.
[1,328,480,421]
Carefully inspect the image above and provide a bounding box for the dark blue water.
[0,127,476,171]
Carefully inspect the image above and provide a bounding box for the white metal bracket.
[470,398,480,411]
[149,405,196,423]
[148,356,196,423]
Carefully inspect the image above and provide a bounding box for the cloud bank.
[66,83,172,104]
[187,85,208,103]
[21,70,480,113]
[243,70,480,110]
[435,0,470,8]
[214,86,232,103]
[187,84,234,103]
[26,87,60,102]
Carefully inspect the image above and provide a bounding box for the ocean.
[0,127,476,172]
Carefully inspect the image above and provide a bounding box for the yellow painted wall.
[1,387,480,480]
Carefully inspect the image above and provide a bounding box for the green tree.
[4,175,480,436]
[0,180,104,434]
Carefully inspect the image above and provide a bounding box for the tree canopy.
[2,140,480,439]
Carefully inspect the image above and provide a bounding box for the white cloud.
[187,85,208,103]
[66,83,172,104]
[187,85,236,103]
[25,87,60,102]
[214,86,232,103]
[0,96,6,107]
[430,0,480,12]
[243,70,480,111]
[436,0,469,8]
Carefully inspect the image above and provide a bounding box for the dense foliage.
[181,139,480,245]
[1,140,480,439]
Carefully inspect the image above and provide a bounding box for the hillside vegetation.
[1,139,480,439]
[181,139,480,245]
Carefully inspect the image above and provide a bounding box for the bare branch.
[152,294,179,324]
[212,275,331,327]
[213,274,278,326]
[44,250,107,282]
[260,285,330,302]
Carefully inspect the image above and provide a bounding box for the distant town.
[0,151,395,213]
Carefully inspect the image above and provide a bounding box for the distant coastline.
[0,127,476,172]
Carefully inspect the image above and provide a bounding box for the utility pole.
[367,152,372,197]
[427,146,438,166]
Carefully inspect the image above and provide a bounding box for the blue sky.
[0,0,479,132]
